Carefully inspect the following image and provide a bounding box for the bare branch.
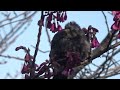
[32,11,43,66]
[31,45,50,53]
[101,11,110,32]
[0,54,24,61]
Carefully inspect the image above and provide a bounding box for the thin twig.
[32,11,43,66]
[0,11,37,28]
[31,45,50,53]
[31,11,43,78]
[0,54,24,61]
[101,11,110,32]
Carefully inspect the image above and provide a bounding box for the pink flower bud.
[112,11,120,16]
[50,22,57,33]
[47,21,52,29]
[57,12,61,21]
[111,11,120,31]
[116,14,120,19]
[111,21,120,30]
[64,11,67,21]
[50,23,55,31]
[91,38,100,48]
[24,54,30,62]
[57,24,62,31]
[21,64,29,74]
[47,13,53,22]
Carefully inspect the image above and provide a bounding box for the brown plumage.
[49,21,91,79]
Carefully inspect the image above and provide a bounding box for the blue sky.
[0,11,119,79]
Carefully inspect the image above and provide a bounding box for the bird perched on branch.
[49,21,91,79]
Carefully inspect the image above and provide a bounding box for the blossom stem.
[31,11,43,78]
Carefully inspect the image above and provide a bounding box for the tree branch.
[0,54,24,61]
[68,29,118,79]
[101,11,110,32]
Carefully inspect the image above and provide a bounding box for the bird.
[49,21,91,79]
